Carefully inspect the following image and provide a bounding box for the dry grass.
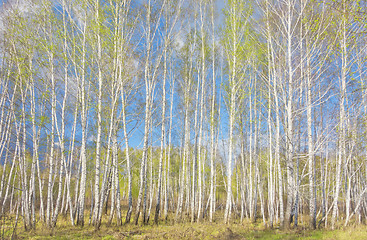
[4,212,367,240]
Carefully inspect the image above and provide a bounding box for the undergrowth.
[4,213,367,240]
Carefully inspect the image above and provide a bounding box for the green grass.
[4,213,367,239]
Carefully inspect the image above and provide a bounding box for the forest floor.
[2,213,367,239]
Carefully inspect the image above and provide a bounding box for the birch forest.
[0,0,367,235]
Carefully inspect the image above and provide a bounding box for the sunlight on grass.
[5,213,367,240]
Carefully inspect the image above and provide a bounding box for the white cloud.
[3,0,37,15]
[0,0,40,34]
[70,3,86,30]
[87,134,96,143]
[174,31,185,50]
[16,0,35,14]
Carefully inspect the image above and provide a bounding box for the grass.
[4,213,367,239]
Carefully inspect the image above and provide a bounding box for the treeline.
[0,0,366,232]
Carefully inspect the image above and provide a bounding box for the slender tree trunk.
[164,73,175,221]
[122,85,133,223]
[306,36,316,229]
[154,2,171,220]
[46,43,56,228]
[93,0,103,226]
[332,3,347,228]
[274,66,284,228]
[135,1,154,225]
[76,19,88,226]
[209,0,216,223]
[284,0,295,229]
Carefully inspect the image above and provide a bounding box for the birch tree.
[222,0,250,224]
